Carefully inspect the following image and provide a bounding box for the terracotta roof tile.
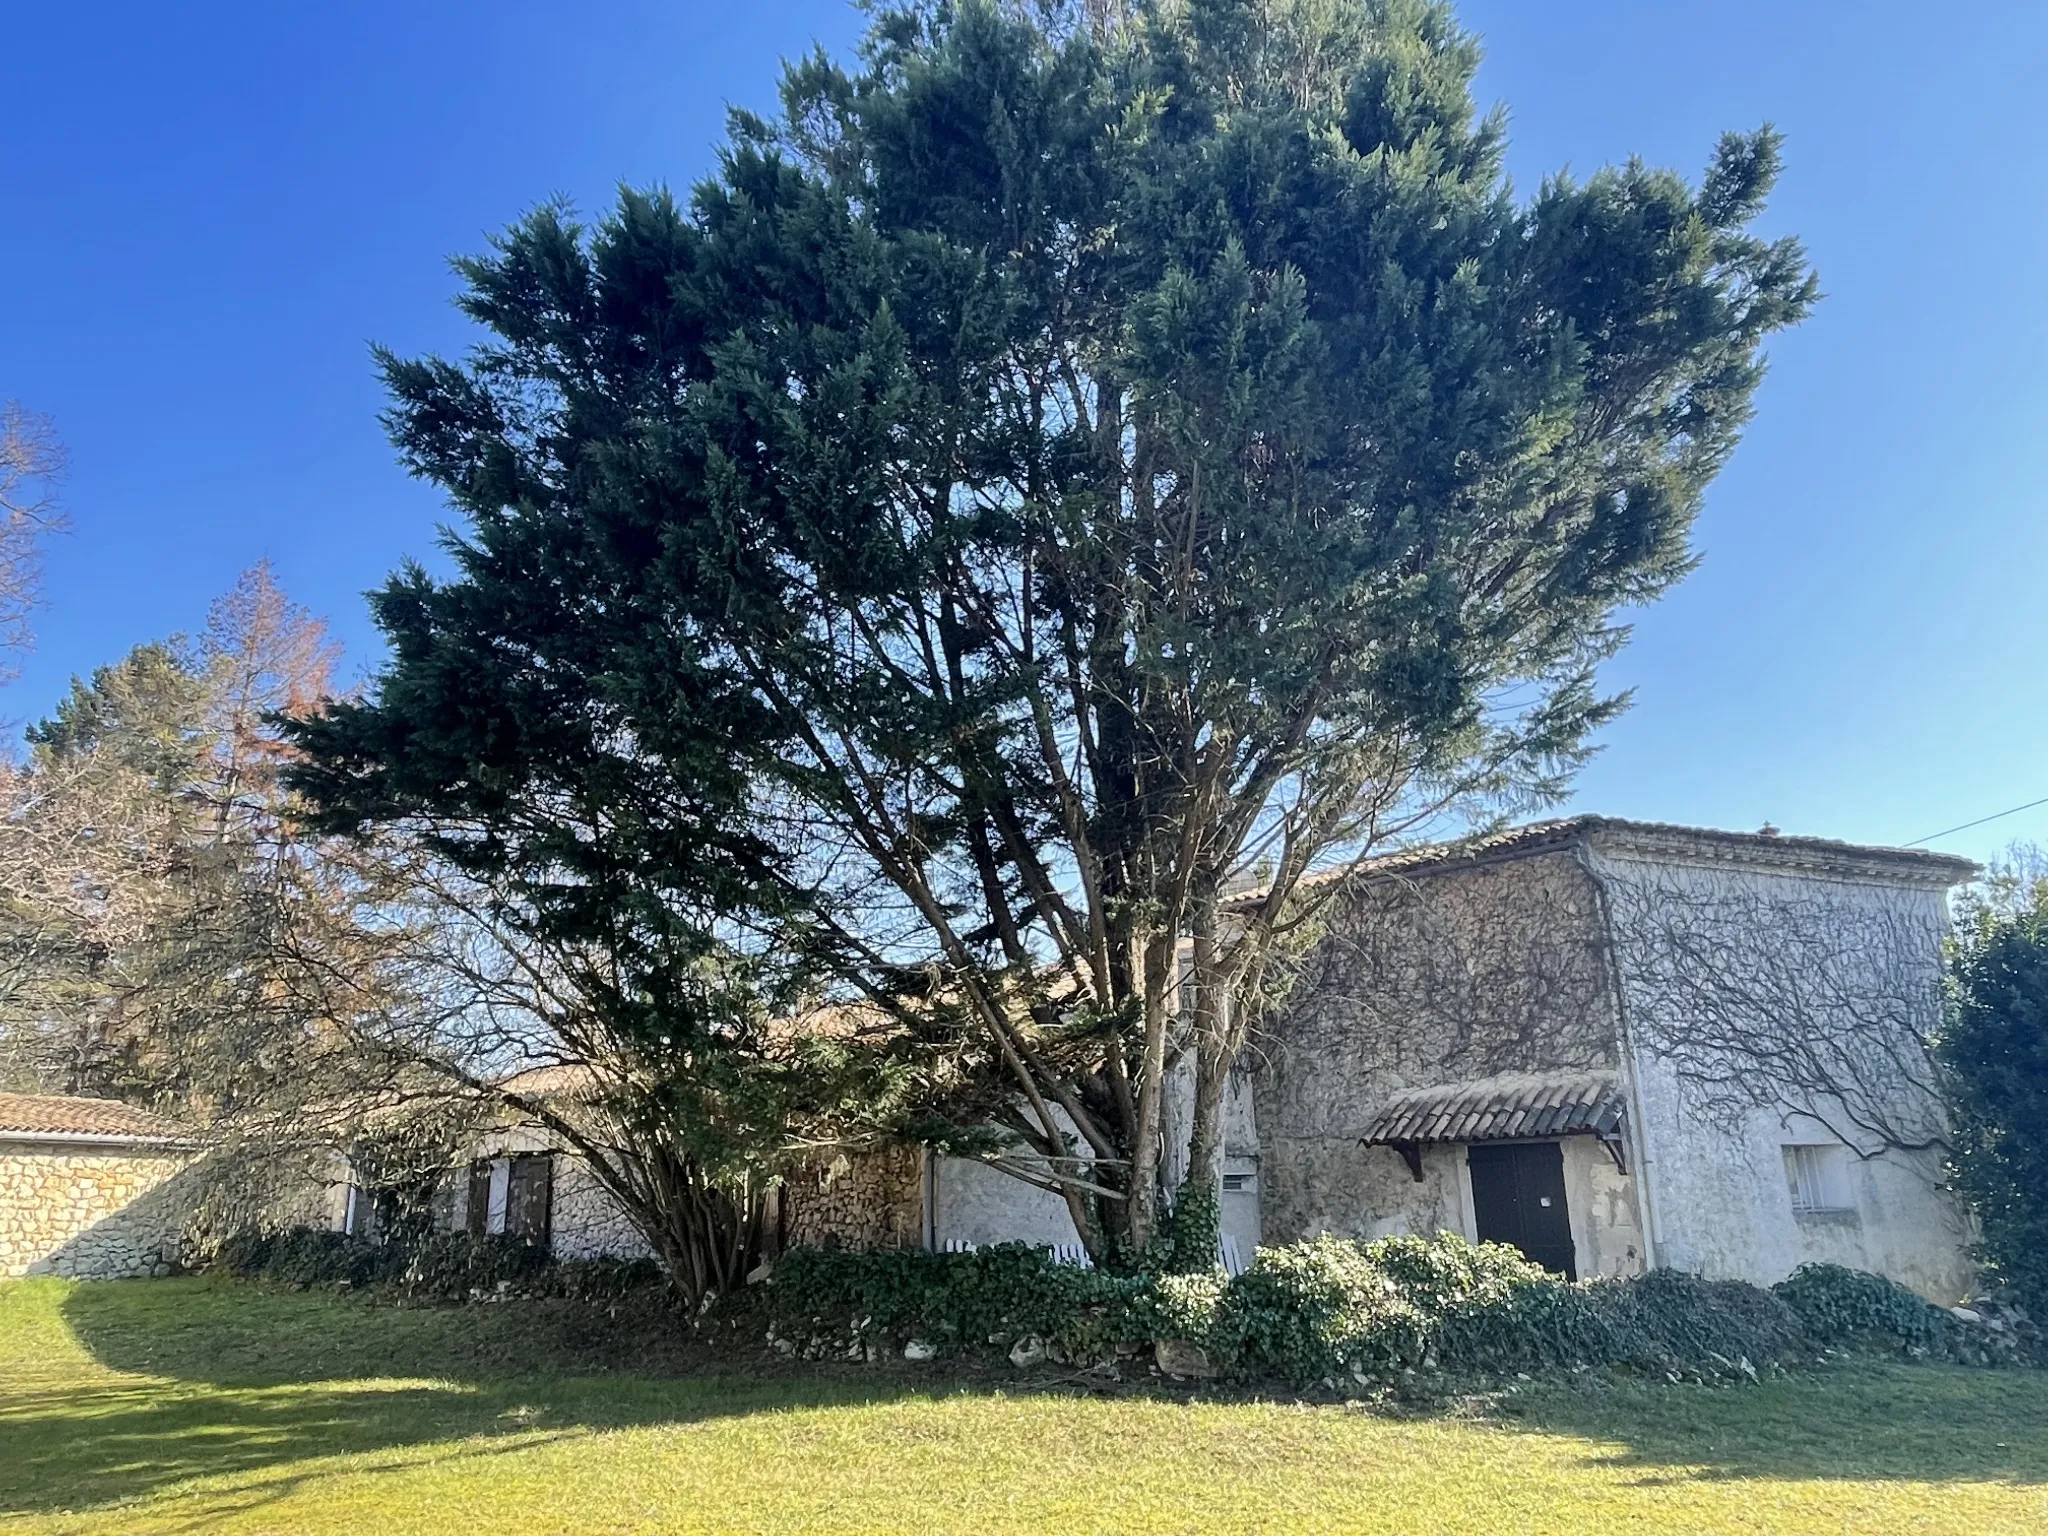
[1362,1071,1625,1146]
[0,1093,196,1144]
[496,1064,601,1102]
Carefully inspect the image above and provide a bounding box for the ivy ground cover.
[3,1277,2045,1535]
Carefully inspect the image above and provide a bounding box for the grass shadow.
[1496,1361,2048,1487]
[10,1279,2048,1522]
[0,1279,934,1518]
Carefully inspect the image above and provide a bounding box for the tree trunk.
[598,1141,770,1310]
[1176,903,1230,1270]
[1125,930,1174,1254]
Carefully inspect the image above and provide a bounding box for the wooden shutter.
[466,1161,492,1237]
[505,1154,554,1247]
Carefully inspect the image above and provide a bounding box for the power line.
[1905,795,2048,848]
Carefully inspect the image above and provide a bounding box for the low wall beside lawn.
[0,1142,199,1279]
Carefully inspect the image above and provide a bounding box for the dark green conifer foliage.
[28,644,212,791]
[292,0,1815,1263]
[1943,883,2048,1307]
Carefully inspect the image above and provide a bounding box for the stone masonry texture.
[784,1146,923,1252]
[0,1142,199,1278]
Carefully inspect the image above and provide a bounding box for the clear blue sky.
[4,2,2043,867]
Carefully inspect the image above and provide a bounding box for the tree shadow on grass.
[0,1279,933,1519]
[1496,1362,2048,1488]
[0,1374,581,1519]
[17,1281,2048,1521]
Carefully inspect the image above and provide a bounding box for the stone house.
[329,818,1982,1304]
[0,1093,201,1278]
[365,1066,927,1263]
[1246,817,1977,1301]
[910,820,1977,1301]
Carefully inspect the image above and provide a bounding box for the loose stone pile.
[1950,1285,2044,1365]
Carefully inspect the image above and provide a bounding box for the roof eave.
[1580,819,1979,888]
[1226,816,1980,909]
[0,1128,201,1150]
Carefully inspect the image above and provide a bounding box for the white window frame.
[1783,1142,1855,1215]
[485,1158,512,1235]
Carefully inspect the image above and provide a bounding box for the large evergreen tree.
[1943,874,2048,1307]
[294,0,1815,1263]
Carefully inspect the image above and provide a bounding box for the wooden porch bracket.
[1598,1133,1628,1176]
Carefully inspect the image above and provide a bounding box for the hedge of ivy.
[212,1227,662,1303]
[213,1226,2020,1385]
[765,1243,1156,1361]
[759,1235,2016,1385]
[1771,1261,1956,1350]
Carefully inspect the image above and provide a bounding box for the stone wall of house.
[1592,847,1975,1301]
[0,1143,200,1278]
[1251,849,1631,1253]
[424,1128,926,1262]
[783,1146,923,1252]
[549,1156,656,1262]
[931,1062,1265,1261]
[930,1154,1075,1250]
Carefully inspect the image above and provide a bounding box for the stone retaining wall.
[0,1142,199,1278]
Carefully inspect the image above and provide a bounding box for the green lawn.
[2,1278,2045,1534]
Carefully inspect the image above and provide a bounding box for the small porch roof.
[1361,1071,1625,1148]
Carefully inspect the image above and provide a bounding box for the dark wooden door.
[1467,1142,1576,1280]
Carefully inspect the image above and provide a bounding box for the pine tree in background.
[1,563,345,1104]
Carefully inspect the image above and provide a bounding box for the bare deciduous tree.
[0,402,67,677]
[195,560,345,835]
[269,833,922,1303]
[0,565,348,1098]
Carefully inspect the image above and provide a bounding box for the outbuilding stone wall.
[0,1142,199,1278]
[1594,849,1976,1301]
[548,1157,657,1261]
[433,1128,926,1261]
[784,1146,923,1251]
